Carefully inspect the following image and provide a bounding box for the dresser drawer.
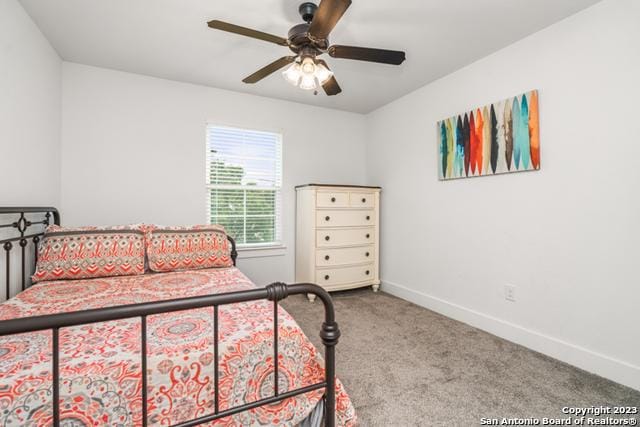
[350,192,375,208]
[316,246,374,267]
[316,209,375,228]
[316,228,374,247]
[317,191,349,208]
[316,264,375,286]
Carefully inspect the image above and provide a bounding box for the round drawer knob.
[331,197,336,202]
[366,233,370,239]
[325,216,330,221]
[325,255,330,261]
[365,252,370,257]
[362,198,366,203]
[366,215,371,220]
[365,270,370,275]
[325,235,330,241]
[324,275,330,280]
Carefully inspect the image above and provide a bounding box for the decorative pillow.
[146,225,233,272]
[32,225,146,282]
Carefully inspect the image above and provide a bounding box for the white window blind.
[206,125,283,247]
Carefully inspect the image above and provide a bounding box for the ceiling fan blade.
[242,56,296,84]
[308,0,352,40]
[207,20,288,46]
[328,45,406,65]
[316,59,342,96]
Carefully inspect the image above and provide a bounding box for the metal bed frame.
[0,207,339,427]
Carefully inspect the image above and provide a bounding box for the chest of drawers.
[295,184,381,301]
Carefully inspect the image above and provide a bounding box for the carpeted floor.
[281,289,640,426]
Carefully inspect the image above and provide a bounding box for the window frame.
[205,124,284,252]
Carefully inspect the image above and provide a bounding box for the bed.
[0,208,356,426]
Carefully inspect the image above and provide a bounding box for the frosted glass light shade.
[299,74,317,90]
[314,62,333,85]
[282,63,302,86]
[301,57,316,75]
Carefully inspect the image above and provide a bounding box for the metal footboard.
[0,282,340,426]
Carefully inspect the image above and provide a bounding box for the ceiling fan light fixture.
[283,56,331,90]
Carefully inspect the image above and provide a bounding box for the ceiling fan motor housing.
[288,23,311,47]
[288,23,327,53]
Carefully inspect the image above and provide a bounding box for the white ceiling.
[20,0,600,113]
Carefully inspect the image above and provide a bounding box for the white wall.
[0,0,61,205]
[366,0,640,390]
[61,63,367,285]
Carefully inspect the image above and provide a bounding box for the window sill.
[236,245,287,259]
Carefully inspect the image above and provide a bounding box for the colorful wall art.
[438,90,540,180]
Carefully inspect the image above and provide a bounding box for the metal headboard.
[0,207,239,300]
[0,207,60,300]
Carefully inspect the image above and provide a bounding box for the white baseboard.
[382,280,640,391]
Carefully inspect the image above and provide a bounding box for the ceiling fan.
[207,0,406,96]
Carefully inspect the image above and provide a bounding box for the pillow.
[146,225,233,272]
[32,225,146,283]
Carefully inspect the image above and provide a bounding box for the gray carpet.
[281,289,640,426]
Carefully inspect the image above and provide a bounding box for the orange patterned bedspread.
[0,267,356,426]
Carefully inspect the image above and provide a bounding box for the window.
[206,125,283,248]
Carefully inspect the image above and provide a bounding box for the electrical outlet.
[504,284,516,302]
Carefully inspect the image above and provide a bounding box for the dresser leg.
[307,293,316,302]
[372,284,380,293]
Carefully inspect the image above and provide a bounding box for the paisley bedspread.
[0,267,356,426]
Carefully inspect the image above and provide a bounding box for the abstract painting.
[438,90,540,180]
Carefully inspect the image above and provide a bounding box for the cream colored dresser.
[295,184,381,301]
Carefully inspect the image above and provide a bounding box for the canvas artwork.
[438,90,540,180]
